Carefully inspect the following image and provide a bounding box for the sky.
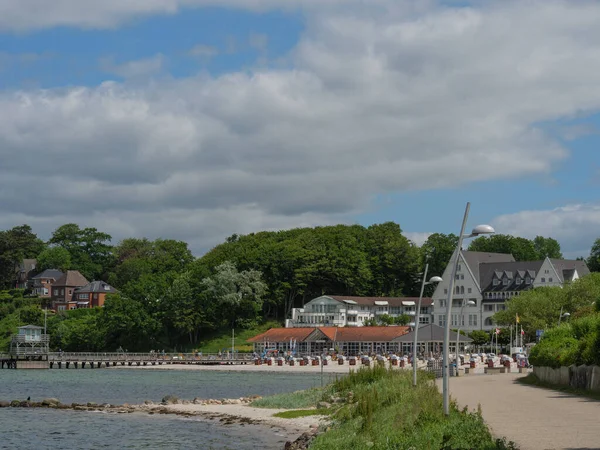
[1,0,600,259]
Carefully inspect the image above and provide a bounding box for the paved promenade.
[439,373,600,450]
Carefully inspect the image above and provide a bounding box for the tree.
[421,233,459,279]
[36,247,72,272]
[99,293,161,351]
[162,272,206,346]
[533,236,562,259]
[0,225,45,289]
[493,274,600,338]
[201,261,267,329]
[49,224,114,280]
[588,238,600,272]
[468,234,538,261]
[469,330,489,348]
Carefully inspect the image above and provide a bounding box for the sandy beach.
[112,361,424,374]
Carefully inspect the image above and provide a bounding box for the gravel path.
[438,373,600,450]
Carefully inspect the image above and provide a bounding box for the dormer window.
[516,278,522,284]
[493,279,499,286]
[503,278,509,286]
[526,277,531,284]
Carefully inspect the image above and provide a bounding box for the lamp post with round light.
[442,202,495,416]
[412,263,442,387]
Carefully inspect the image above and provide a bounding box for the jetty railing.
[47,352,255,363]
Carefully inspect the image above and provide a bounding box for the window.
[93,293,98,300]
[438,315,444,326]
[545,269,549,274]
[503,278,509,285]
[469,314,478,327]
[484,304,494,312]
[541,277,545,283]
[493,279,499,286]
[549,278,553,282]
[496,304,506,311]
[61,289,64,295]
[455,286,460,294]
[484,317,494,326]
[58,305,66,311]
[444,288,448,294]
[455,274,460,280]
[458,264,462,271]
[460,286,465,294]
[461,274,464,280]
[68,289,72,295]
[78,293,88,300]
[467,288,472,294]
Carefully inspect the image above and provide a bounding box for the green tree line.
[0,221,598,351]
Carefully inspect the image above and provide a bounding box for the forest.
[0,222,598,352]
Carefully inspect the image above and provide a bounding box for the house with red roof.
[286,295,433,328]
[248,326,410,356]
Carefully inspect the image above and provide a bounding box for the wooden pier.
[41,352,255,369]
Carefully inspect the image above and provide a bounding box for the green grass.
[518,373,600,401]
[308,366,519,450]
[272,408,331,419]
[251,387,329,409]
[195,321,282,353]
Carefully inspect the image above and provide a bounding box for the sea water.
[0,369,336,449]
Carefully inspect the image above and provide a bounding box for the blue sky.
[1,0,600,258]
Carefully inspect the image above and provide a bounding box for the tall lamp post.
[412,263,442,387]
[454,299,476,363]
[443,202,494,416]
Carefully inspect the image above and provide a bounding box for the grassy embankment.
[195,321,281,353]
[253,366,519,450]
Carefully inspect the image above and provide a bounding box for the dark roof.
[461,251,515,284]
[327,295,433,307]
[18,325,43,330]
[32,269,64,280]
[479,261,543,292]
[52,270,89,288]
[393,324,472,343]
[74,280,117,294]
[549,259,590,282]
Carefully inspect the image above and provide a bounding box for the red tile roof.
[328,295,433,307]
[248,326,410,343]
[247,328,316,343]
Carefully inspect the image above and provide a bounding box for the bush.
[529,314,600,368]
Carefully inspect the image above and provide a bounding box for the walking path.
[438,373,600,450]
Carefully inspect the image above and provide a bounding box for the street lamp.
[454,299,476,364]
[443,202,494,416]
[413,263,442,387]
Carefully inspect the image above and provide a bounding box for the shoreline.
[110,361,423,374]
[0,397,325,447]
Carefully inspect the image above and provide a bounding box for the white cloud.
[491,204,600,259]
[99,54,164,78]
[0,0,372,32]
[402,232,432,247]
[2,1,600,253]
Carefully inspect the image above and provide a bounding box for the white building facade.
[286,295,433,328]
[432,251,590,332]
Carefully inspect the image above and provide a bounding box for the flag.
[495,328,500,335]
[516,314,520,323]
[521,328,525,336]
